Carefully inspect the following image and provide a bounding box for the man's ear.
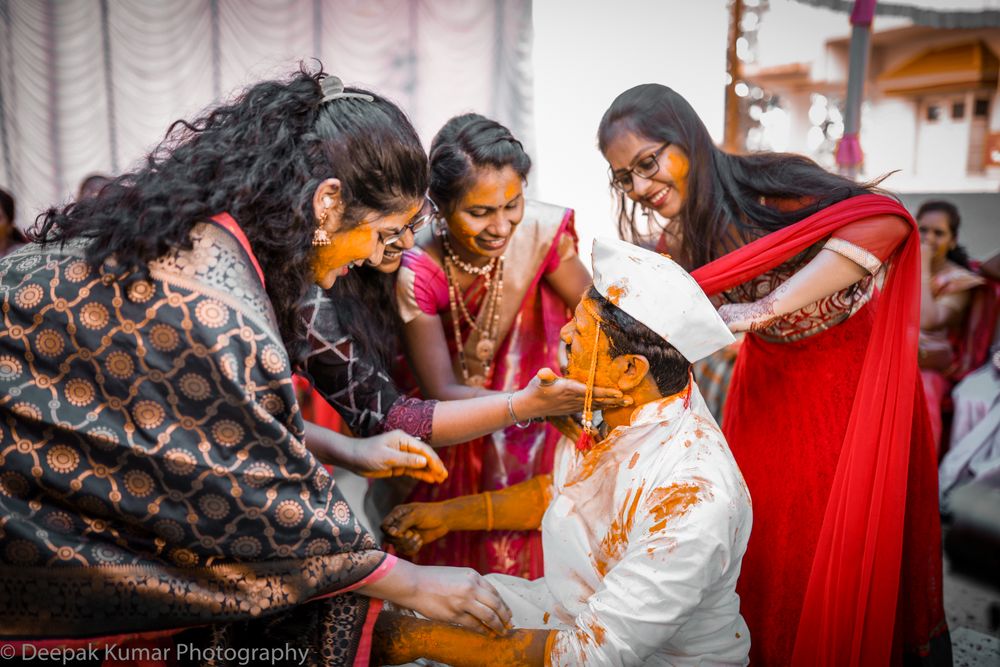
[610,354,650,391]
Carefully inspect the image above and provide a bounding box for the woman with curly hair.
[597,84,948,667]
[0,69,511,665]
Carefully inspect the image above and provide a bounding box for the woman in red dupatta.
[598,84,949,667]
[395,114,619,578]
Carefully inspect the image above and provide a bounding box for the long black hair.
[598,83,885,269]
[328,265,400,369]
[588,287,690,396]
[429,113,531,212]
[916,200,971,269]
[34,65,427,363]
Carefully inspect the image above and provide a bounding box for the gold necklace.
[442,232,496,277]
[443,252,505,387]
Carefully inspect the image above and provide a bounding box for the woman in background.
[916,200,988,451]
[0,187,27,257]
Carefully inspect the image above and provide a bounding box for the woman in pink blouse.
[395,113,601,578]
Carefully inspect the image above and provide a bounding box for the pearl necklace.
[442,233,496,277]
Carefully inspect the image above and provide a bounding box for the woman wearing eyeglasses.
[597,84,948,667]
[300,185,623,532]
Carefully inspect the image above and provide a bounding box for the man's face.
[560,297,615,388]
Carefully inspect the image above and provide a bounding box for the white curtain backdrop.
[0,0,534,229]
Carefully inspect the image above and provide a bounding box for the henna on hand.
[719,291,780,333]
[745,292,780,332]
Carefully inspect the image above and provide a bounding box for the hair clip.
[320,76,374,104]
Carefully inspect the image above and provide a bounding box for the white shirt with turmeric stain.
[486,382,752,666]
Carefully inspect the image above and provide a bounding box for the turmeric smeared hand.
[382,501,451,554]
[351,430,448,484]
[515,368,629,420]
[536,367,558,386]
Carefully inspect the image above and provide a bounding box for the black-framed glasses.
[609,142,671,193]
[383,196,440,247]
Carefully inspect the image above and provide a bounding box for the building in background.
[734,0,1000,258]
[747,24,1000,190]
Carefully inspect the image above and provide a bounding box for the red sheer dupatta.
[691,194,936,666]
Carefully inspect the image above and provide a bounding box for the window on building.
[952,102,965,119]
[926,105,941,121]
[974,98,990,118]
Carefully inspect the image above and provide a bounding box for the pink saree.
[395,201,576,578]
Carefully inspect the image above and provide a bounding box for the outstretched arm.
[427,369,628,446]
[357,560,512,635]
[544,253,592,311]
[402,311,491,401]
[719,248,868,332]
[719,215,909,333]
[382,475,552,554]
[303,422,448,484]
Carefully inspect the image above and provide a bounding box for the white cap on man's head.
[591,237,735,363]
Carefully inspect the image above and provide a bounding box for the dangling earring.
[433,214,448,238]
[312,227,331,246]
[313,203,332,246]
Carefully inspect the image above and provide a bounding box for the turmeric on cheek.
[567,320,613,388]
[311,225,377,279]
[665,153,689,200]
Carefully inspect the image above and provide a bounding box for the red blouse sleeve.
[383,396,438,441]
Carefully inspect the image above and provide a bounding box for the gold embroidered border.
[823,237,882,275]
[0,551,386,638]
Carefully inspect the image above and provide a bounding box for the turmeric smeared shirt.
[486,383,752,666]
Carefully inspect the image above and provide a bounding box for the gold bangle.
[484,491,494,531]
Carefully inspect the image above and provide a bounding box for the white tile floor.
[952,628,1000,667]
[942,544,999,666]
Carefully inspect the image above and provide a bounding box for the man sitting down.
[375,238,752,667]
